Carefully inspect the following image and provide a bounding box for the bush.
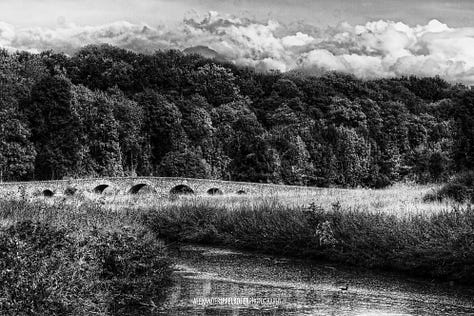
[422,190,439,203]
[437,183,471,203]
[64,187,78,196]
[0,221,172,315]
[455,170,474,187]
[0,221,93,315]
[372,174,392,189]
[82,227,172,314]
[425,171,474,203]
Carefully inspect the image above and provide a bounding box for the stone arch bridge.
[0,177,321,197]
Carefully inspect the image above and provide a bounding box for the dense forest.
[0,44,473,187]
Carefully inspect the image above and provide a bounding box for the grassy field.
[0,181,473,314]
[2,182,455,218]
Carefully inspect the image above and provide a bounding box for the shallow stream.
[156,245,474,315]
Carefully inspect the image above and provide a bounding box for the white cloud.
[1,12,474,84]
[301,49,347,72]
[0,22,15,47]
[282,32,314,47]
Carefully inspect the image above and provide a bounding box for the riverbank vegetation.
[126,183,472,286]
[0,199,172,315]
[145,198,474,285]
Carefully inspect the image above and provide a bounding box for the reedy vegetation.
[0,199,172,316]
[145,198,474,285]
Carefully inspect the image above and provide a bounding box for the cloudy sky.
[1,0,474,83]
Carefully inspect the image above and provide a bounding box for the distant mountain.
[183,45,227,62]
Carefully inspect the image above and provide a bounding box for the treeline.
[0,45,473,187]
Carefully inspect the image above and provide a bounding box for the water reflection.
[156,245,474,316]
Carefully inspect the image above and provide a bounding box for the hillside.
[0,44,473,187]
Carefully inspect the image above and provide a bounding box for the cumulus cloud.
[1,12,474,84]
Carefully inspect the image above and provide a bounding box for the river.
[155,244,474,315]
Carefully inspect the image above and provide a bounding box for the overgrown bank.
[0,200,173,315]
[145,199,474,285]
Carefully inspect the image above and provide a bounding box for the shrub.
[0,221,94,315]
[81,227,172,314]
[425,171,474,203]
[64,187,78,196]
[455,170,474,187]
[422,190,439,203]
[0,221,172,315]
[365,173,392,189]
[373,174,392,189]
[437,183,471,203]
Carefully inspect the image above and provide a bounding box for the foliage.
[72,85,123,177]
[426,171,474,203]
[27,75,82,179]
[158,150,211,179]
[0,220,172,315]
[0,46,472,186]
[0,107,36,181]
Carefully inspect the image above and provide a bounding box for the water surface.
[156,245,474,315]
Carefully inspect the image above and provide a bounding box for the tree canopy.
[0,44,472,187]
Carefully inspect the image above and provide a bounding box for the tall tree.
[453,91,474,170]
[0,107,36,181]
[135,90,186,173]
[27,76,82,180]
[108,88,145,175]
[71,85,123,177]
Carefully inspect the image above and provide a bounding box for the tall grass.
[0,198,144,231]
[144,198,474,285]
[0,199,172,315]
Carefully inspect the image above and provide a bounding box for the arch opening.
[129,183,156,195]
[94,184,109,194]
[170,184,194,195]
[43,189,54,197]
[237,190,246,195]
[65,187,77,196]
[207,188,223,195]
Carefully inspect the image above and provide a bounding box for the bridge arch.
[129,183,156,194]
[94,184,110,194]
[207,188,223,195]
[170,184,194,195]
[43,189,54,197]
